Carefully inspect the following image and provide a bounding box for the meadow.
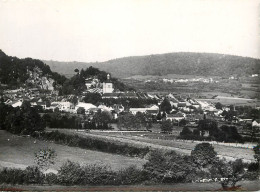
[56,129,255,162]
[0,130,146,172]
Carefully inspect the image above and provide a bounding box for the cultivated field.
[55,129,256,162]
[0,130,146,172]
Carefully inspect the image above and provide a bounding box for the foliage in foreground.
[0,162,146,186]
[0,142,259,188]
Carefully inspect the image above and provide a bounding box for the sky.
[0,0,259,62]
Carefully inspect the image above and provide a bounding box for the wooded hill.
[0,50,66,89]
[44,52,260,78]
[0,50,132,93]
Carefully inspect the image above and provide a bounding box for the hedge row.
[34,131,150,158]
[0,162,147,186]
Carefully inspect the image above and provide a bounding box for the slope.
[43,52,260,78]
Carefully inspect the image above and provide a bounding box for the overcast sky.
[0,0,259,62]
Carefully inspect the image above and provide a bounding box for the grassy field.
[56,129,255,162]
[0,130,146,172]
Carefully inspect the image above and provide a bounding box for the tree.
[77,107,85,115]
[135,112,147,130]
[253,141,260,164]
[94,110,112,129]
[161,120,173,133]
[74,68,79,74]
[83,93,102,105]
[180,127,192,136]
[191,143,217,167]
[210,159,245,189]
[179,119,188,126]
[156,111,162,121]
[34,148,57,171]
[117,112,135,130]
[215,102,223,110]
[143,150,195,183]
[160,99,172,114]
[198,119,218,136]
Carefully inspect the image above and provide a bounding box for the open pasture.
[57,128,256,162]
[0,130,146,172]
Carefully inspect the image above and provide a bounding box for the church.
[103,74,114,93]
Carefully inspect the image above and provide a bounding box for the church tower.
[103,74,114,93]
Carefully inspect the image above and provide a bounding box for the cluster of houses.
[2,73,260,129]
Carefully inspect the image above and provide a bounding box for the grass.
[0,130,146,172]
[55,128,255,162]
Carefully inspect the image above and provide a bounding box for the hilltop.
[0,50,66,90]
[43,52,260,78]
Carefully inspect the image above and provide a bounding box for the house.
[11,100,23,108]
[118,92,138,99]
[130,105,159,115]
[169,97,179,108]
[112,104,124,112]
[252,119,260,128]
[129,108,147,115]
[36,102,47,110]
[98,104,113,111]
[177,99,186,107]
[102,93,119,99]
[75,102,97,113]
[166,112,185,122]
[51,102,74,112]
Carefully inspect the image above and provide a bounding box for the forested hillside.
[44,52,260,78]
[0,50,66,89]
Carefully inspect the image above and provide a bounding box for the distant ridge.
[42,52,260,78]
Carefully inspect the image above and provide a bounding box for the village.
[2,70,259,136]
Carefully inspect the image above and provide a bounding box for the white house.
[75,102,97,113]
[129,105,159,115]
[166,112,185,122]
[51,102,74,112]
[11,100,23,108]
[129,108,147,115]
[252,119,260,128]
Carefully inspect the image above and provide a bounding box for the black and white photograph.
[0,0,259,191]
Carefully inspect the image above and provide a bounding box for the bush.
[0,168,25,184]
[81,164,116,185]
[39,131,150,158]
[24,166,44,184]
[0,166,44,185]
[34,148,57,171]
[191,143,217,167]
[143,150,195,184]
[57,160,84,185]
[116,165,147,185]
[45,172,58,185]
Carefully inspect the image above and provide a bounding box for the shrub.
[57,160,84,185]
[34,148,57,171]
[116,165,147,185]
[143,150,195,184]
[40,131,150,158]
[44,172,58,185]
[24,166,44,184]
[82,164,116,185]
[0,168,25,184]
[191,143,217,167]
